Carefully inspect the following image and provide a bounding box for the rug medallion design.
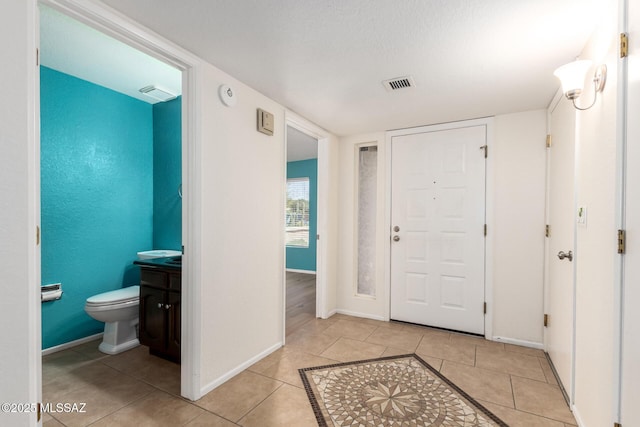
[299,354,507,427]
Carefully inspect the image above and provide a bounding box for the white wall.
[571,1,620,424]
[321,132,340,316]
[0,1,41,426]
[196,63,288,393]
[492,110,547,345]
[193,68,340,395]
[335,114,547,345]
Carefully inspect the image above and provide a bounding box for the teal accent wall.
[286,159,317,271]
[40,67,154,349]
[152,97,182,250]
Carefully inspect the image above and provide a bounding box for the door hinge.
[620,33,629,58]
[483,302,487,314]
[37,402,41,422]
[546,134,551,148]
[36,48,39,66]
[545,224,550,238]
[36,226,40,245]
[544,313,549,327]
[317,234,320,240]
[480,145,488,158]
[618,229,626,254]
[181,245,184,254]
[484,224,487,236]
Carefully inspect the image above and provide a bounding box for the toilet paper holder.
[41,283,63,302]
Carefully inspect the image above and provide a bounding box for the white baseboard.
[42,333,103,356]
[571,403,585,427]
[199,341,283,397]
[335,309,386,322]
[285,268,316,274]
[323,309,337,319]
[491,336,544,350]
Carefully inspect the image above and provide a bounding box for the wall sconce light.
[553,60,607,110]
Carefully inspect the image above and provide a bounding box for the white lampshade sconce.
[553,60,607,110]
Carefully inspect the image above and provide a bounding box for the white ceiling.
[287,126,318,162]
[98,0,605,135]
[39,4,181,105]
[50,0,604,135]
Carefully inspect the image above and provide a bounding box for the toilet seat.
[85,286,139,307]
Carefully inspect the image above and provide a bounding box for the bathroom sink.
[137,250,182,260]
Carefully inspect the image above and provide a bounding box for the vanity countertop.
[133,256,181,270]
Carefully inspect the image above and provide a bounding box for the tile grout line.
[235,382,286,425]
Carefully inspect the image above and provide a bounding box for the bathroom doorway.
[37,0,196,401]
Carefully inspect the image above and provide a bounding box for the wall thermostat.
[219,84,237,107]
[257,108,274,136]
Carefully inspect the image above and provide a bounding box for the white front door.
[390,125,486,334]
[545,97,576,398]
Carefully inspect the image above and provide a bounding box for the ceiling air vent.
[382,75,416,92]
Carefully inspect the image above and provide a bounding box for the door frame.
[543,89,577,405]
[384,117,494,339]
[283,111,331,340]
[616,0,630,423]
[37,0,203,400]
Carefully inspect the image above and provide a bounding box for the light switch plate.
[257,108,274,136]
[577,206,587,226]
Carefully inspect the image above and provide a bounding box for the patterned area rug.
[299,354,508,427]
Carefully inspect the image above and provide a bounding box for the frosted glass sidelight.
[357,146,377,296]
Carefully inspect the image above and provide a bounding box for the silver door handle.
[557,250,573,261]
[393,235,400,242]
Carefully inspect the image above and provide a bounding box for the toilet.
[84,285,140,355]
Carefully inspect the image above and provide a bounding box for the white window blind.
[286,178,310,247]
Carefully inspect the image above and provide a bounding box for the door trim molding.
[39,0,203,400]
[384,117,494,339]
[284,111,331,332]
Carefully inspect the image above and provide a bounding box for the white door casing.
[390,125,486,335]
[37,0,203,400]
[545,95,576,401]
[621,0,639,424]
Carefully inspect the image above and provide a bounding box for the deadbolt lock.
[393,226,400,232]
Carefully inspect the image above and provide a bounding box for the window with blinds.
[285,178,310,247]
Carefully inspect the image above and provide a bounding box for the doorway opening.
[37,0,199,401]
[285,125,318,336]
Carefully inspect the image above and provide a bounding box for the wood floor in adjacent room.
[285,271,316,336]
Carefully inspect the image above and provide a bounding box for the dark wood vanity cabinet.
[139,268,181,363]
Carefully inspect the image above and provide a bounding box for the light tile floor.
[43,314,577,426]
